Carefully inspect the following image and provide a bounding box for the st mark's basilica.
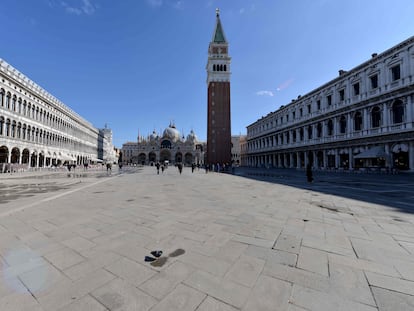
[121,123,204,166]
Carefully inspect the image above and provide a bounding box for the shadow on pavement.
[234,167,414,214]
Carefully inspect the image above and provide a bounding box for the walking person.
[155,161,160,174]
[306,164,313,183]
[177,162,183,174]
[106,163,112,175]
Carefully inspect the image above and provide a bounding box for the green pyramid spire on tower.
[212,8,227,43]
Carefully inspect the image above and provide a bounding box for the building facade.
[206,9,232,166]
[121,124,204,166]
[0,59,116,172]
[231,135,246,166]
[246,36,414,172]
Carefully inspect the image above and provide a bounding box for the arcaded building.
[246,36,414,172]
[121,123,204,166]
[0,59,117,172]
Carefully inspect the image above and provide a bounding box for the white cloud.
[60,0,96,15]
[147,0,163,7]
[256,90,274,97]
[172,0,184,10]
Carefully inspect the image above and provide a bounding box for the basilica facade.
[246,36,414,172]
[121,124,204,166]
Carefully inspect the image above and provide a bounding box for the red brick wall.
[207,82,231,165]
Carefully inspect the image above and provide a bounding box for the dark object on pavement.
[151,250,163,258]
[144,256,156,262]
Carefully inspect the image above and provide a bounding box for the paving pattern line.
[0,176,116,218]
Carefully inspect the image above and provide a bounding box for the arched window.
[0,88,4,107]
[5,119,11,136]
[371,106,381,128]
[327,120,334,136]
[308,125,313,139]
[161,140,172,149]
[0,117,4,135]
[6,92,11,109]
[224,64,227,71]
[339,116,346,134]
[12,95,17,111]
[22,124,26,140]
[17,122,22,138]
[18,98,22,114]
[392,100,404,124]
[299,128,304,141]
[317,123,322,138]
[220,64,223,71]
[11,120,16,137]
[213,64,216,71]
[354,111,363,131]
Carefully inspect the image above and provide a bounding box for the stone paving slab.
[0,166,413,310]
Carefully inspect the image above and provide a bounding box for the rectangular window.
[327,95,332,106]
[391,65,401,81]
[370,75,378,89]
[317,100,321,110]
[353,83,360,96]
[307,104,311,114]
[292,111,295,119]
[339,89,345,101]
[286,114,289,122]
[299,108,303,117]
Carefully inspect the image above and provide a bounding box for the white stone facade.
[0,59,116,171]
[121,124,205,166]
[247,36,414,172]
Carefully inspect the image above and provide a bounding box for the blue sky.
[2,0,414,147]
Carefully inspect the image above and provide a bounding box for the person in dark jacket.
[306,164,313,183]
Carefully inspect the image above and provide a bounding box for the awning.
[354,146,387,159]
[60,155,76,161]
[90,158,103,163]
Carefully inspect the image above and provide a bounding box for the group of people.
[154,162,201,175]
[155,162,166,174]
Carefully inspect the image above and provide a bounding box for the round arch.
[0,146,9,163]
[138,153,146,165]
[175,152,183,163]
[184,152,193,165]
[11,147,20,163]
[160,150,171,162]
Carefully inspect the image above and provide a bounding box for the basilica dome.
[162,124,180,142]
[186,130,198,143]
[149,130,158,141]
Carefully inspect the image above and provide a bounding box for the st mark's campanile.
[206,8,231,166]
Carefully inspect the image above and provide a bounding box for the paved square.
[0,166,413,310]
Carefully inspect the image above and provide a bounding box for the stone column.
[313,151,318,168]
[382,102,389,131]
[348,148,353,170]
[290,153,294,168]
[335,149,340,168]
[384,143,391,169]
[409,141,414,172]
[296,152,301,169]
[363,108,369,134]
[323,150,327,169]
[406,95,413,125]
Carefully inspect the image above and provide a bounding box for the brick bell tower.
[206,8,231,166]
